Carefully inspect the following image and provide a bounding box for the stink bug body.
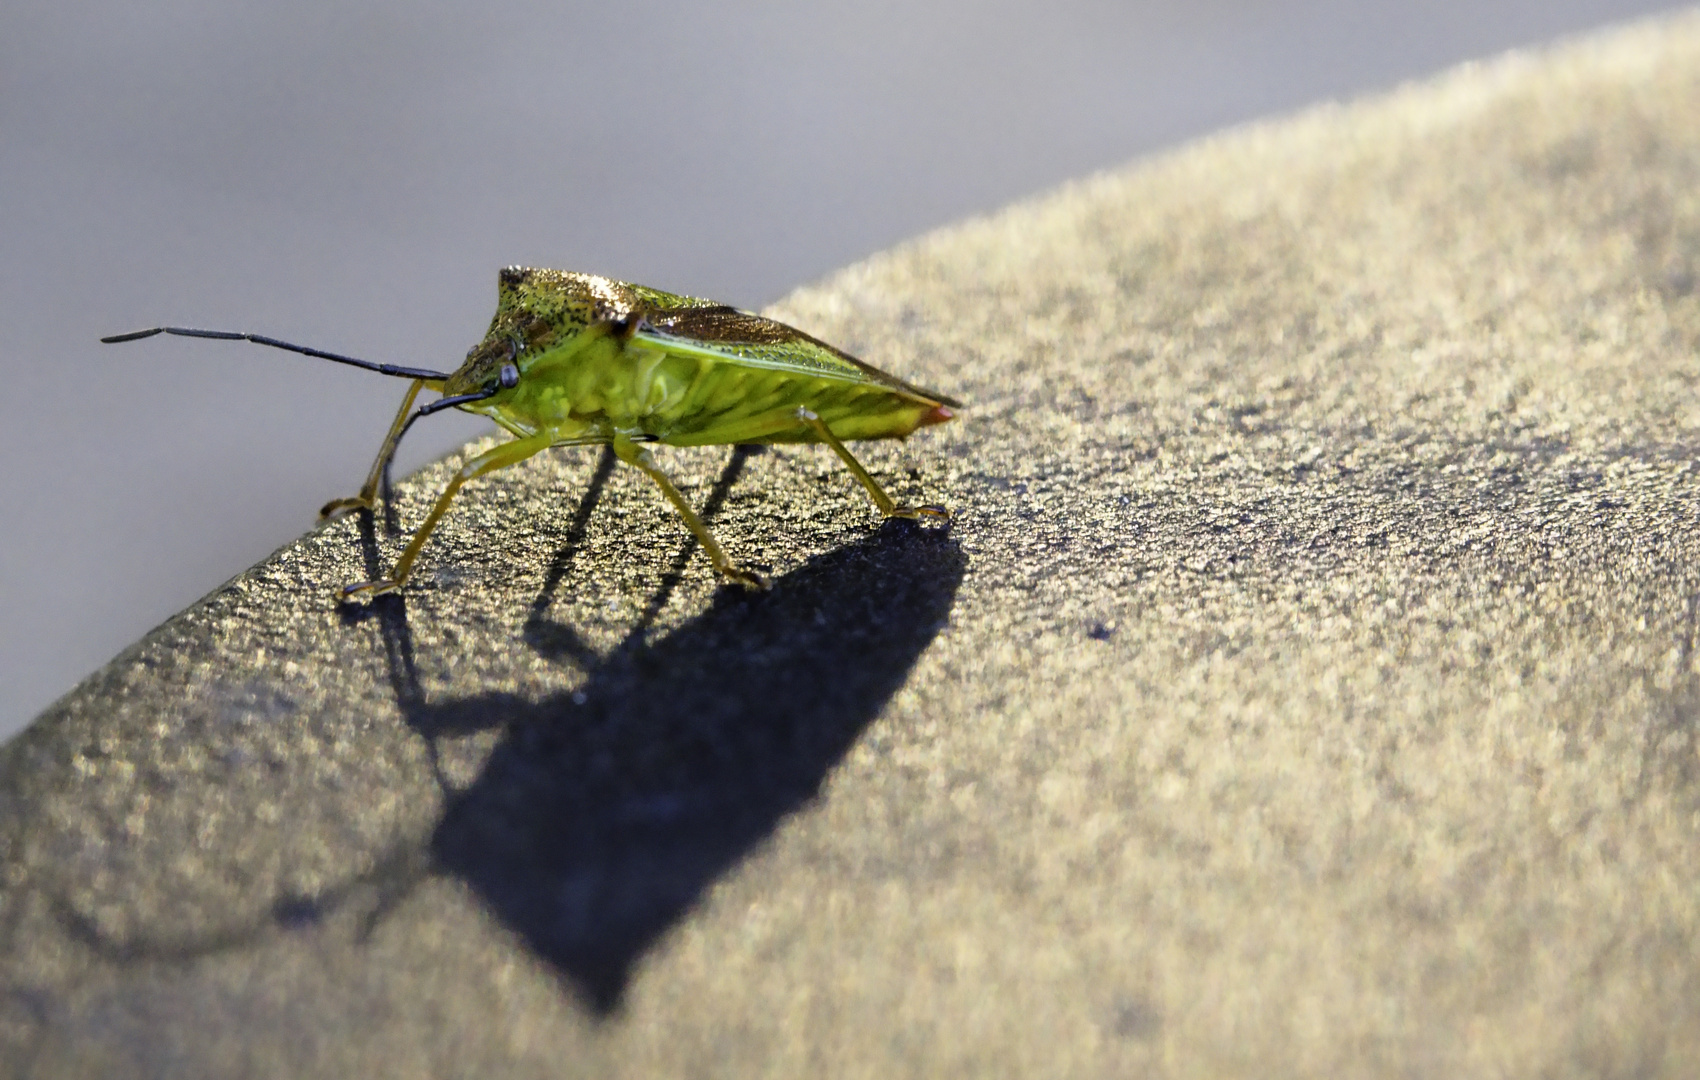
[104,268,958,599]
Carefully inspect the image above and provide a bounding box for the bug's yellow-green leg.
[613,434,768,589]
[339,432,554,602]
[793,407,949,521]
[320,378,427,519]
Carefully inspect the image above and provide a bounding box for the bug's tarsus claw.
[891,504,951,521]
[337,579,400,604]
[720,565,770,590]
[319,495,374,521]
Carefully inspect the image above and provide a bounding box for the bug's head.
[443,333,524,399]
[444,274,570,398]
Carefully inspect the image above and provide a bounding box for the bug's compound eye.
[498,363,520,389]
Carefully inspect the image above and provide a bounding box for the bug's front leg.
[612,435,767,589]
[339,433,554,602]
[793,408,949,521]
[320,379,427,520]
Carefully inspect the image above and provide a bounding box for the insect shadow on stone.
[233,447,967,1014]
[397,521,968,1012]
[104,268,960,601]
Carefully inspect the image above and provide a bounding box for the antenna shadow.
[406,523,965,1013]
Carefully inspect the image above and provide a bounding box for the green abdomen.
[650,355,940,445]
[492,336,947,447]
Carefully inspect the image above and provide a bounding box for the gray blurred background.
[0,0,1683,738]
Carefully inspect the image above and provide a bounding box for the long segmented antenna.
[100,326,454,382]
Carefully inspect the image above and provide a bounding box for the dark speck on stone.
[272,896,325,929]
[1109,995,1163,1040]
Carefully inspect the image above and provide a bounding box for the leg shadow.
[521,445,618,668]
[414,521,965,1013]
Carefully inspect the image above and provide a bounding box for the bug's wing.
[631,304,961,408]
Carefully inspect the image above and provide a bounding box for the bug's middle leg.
[792,408,949,521]
[613,435,766,589]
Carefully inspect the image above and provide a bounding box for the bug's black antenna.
[100,326,454,382]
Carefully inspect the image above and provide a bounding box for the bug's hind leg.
[794,407,949,521]
[613,435,767,589]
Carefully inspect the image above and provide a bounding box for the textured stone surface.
[5,13,1700,1077]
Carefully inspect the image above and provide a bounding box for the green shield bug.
[104,267,958,600]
